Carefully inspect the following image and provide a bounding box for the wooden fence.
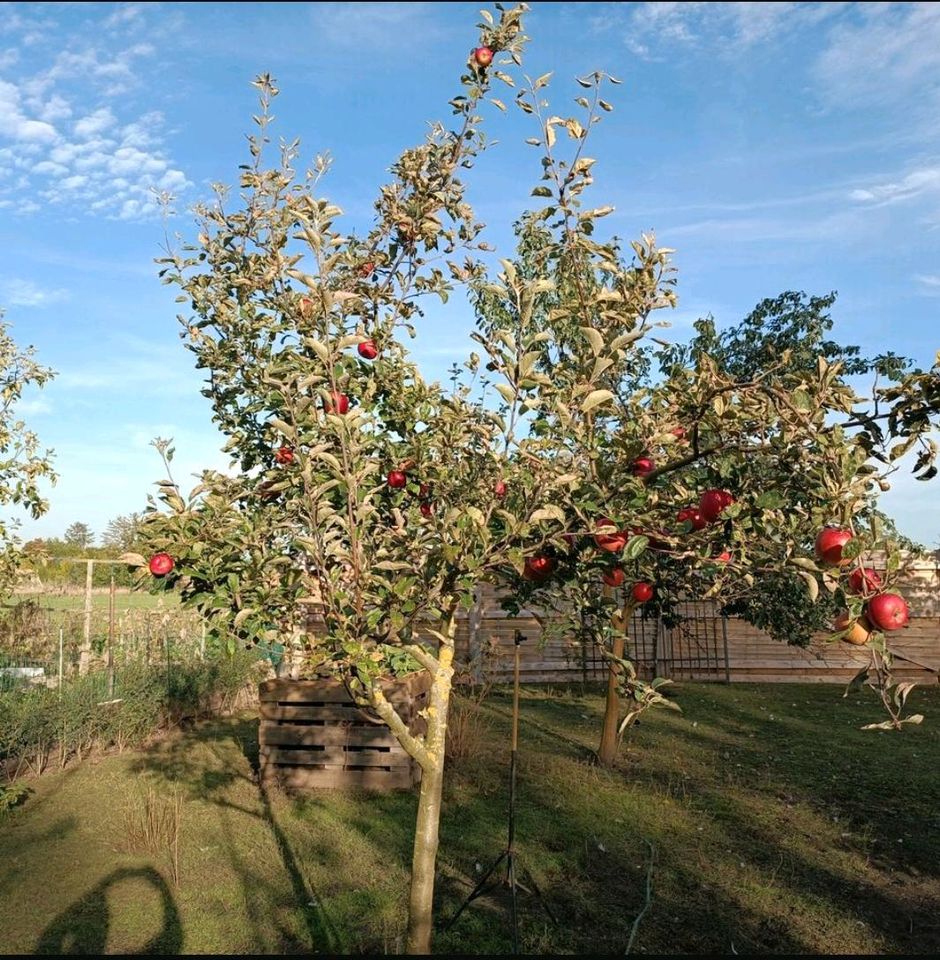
[452,558,940,686]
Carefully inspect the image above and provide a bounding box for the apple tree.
[468,75,940,760]
[0,312,56,597]
[133,7,585,952]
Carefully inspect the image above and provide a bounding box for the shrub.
[0,649,260,780]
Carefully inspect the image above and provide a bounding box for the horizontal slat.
[260,723,398,748]
[260,745,413,768]
[261,765,417,790]
[259,702,392,723]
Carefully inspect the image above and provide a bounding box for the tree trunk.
[406,756,445,953]
[597,599,635,766]
[405,639,454,954]
[597,629,625,766]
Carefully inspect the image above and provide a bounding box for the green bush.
[0,649,261,779]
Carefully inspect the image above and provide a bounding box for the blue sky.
[1,1,938,545]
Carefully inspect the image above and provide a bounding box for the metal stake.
[443,630,557,953]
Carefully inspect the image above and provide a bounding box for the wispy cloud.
[310,2,447,51]
[17,396,52,416]
[1,277,69,307]
[593,1,843,61]
[849,165,940,207]
[916,274,940,296]
[813,3,940,112]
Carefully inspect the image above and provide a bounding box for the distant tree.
[0,311,56,596]
[101,513,143,551]
[63,522,94,550]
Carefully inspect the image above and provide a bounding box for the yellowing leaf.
[581,326,604,355]
[581,389,615,413]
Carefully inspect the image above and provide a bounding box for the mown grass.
[9,591,180,613]
[1,681,938,954]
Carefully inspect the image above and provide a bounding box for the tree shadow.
[34,866,182,955]
[129,715,342,953]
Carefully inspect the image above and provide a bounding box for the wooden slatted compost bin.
[258,671,430,791]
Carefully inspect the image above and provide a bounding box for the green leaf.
[624,535,649,560]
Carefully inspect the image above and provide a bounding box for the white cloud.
[849,166,940,206]
[595,1,844,60]
[310,2,445,51]
[2,278,69,307]
[105,3,149,29]
[814,3,940,110]
[916,274,940,296]
[74,107,116,139]
[0,43,190,221]
[17,397,52,416]
[0,79,57,142]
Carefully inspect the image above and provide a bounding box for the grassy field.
[1,681,939,954]
[10,591,181,613]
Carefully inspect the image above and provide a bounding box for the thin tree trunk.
[405,632,455,954]
[597,599,635,766]
[597,629,625,766]
[406,758,445,953]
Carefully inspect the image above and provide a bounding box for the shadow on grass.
[119,686,940,955]
[129,716,343,953]
[35,866,181,955]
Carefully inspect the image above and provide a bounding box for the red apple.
[360,261,375,278]
[494,480,507,498]
[358,340,378,360]
[419,502,433,518]
[833,611,873,646]
[866,593,910,632]
[714,550,732,565]
[632,456,655,477]
[602,567,625,588]
[325,391,350,415]
[848,567,882,595]
[274,445,294,465]
[699,488,734,523]
[387,470,407,489]
[676,506,707,531]
[418,483,431,498]
[594,518,628,553]
[523,554,556,581]
[149,553,174,577]
[299,297,313,317]
[814,527,853,567]
[632,581,653,604]
[671,426,686,440]
[473,45,494,67]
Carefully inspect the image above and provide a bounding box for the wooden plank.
[259,678,354,702]
[262,764,416,790]
[260,745,413,768]
[259,702,388,723]
[259,723,399,748]
[259,670,431,702]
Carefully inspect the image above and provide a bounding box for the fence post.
[107,573,115,698]
[58,627,64,697]
[78,559,94,675]
[721,612,731,684]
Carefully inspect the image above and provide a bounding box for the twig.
[625,839,655,955]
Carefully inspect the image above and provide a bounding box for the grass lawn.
[11,591,181,613]
[1,681,939,954]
